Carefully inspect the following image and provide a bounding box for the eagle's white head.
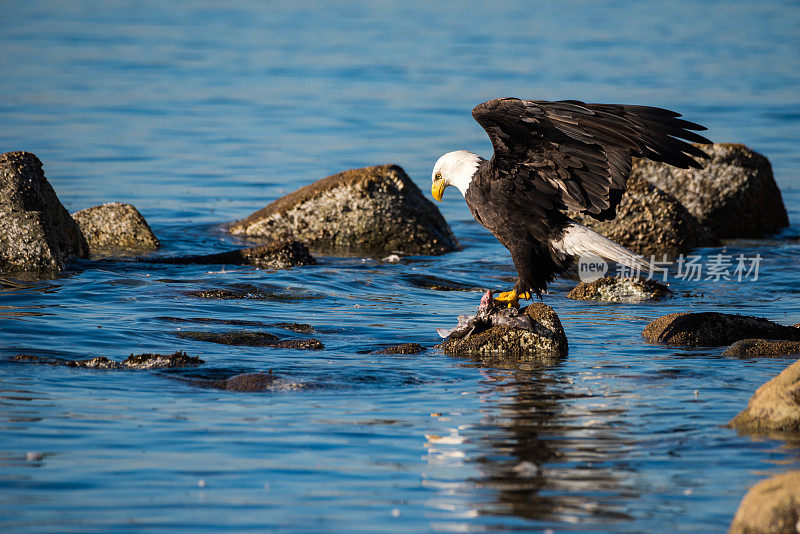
[431,150,483,201]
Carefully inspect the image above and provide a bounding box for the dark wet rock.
[723,339,800,358]
[275,339,325,350]
[177,330,324,350]
[639,143,788,239]
[71,202,159,256]
[729,359,800,435]
[567,276,670,302]
[375,343,424,355]
[643,312,800,347]
[121,352,204,369]
[183,283,321,301]
[0,151,89,273]
[729,471,800,534]
[229,164,458,255]
[11,351,203,369]
[273,322,315,333]
[441,302,568,360]
[154,241,315,270]
[184,371,308,392]
[569,173,710,258]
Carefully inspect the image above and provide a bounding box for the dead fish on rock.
[437,291,533,339]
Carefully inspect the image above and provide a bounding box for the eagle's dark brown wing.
[471,98,710,220]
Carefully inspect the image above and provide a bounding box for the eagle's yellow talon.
[493,290,518,308]
[493,290,531,308]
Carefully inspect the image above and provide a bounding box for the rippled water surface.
[2,1,800,532]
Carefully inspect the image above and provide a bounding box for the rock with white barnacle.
[567,276,670,303]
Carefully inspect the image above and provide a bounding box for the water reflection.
[471,367,637,526]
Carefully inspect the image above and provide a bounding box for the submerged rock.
[569,173,710,258]
[729,359,800,434]
[723,339,800,358]
[154,240,315,270]
[229,164,458,255]
[11,351,203,369]
[71,202,159,256]
[374,343,424,355]
[642,312,800,347]
[440,295,568,360]
[639,143,788,239]
[0,151,89,273]
[214,372,279,392]
[729,471,800,534]
[567,276,670,303]
[183,283,321,301]
[177,330,324,350]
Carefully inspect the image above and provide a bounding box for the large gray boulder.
[729,359,800,434]
[72,202,159,256]
[638,143,788,239]
[643,312,800,347]
[729,471,800,534]
[229,164,458,255]
[569,173,710,258]
[0,152,89,272]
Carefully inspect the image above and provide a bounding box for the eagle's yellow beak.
[431,178,445,202]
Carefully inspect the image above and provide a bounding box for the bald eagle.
[431,97,710,306]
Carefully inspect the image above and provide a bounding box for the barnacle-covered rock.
[0,151,89,273]
[440,300,568,361]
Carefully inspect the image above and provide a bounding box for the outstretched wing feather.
[472,98,710,219]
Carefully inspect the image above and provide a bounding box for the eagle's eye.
[434,172,442,180]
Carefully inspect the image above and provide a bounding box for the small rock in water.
[71,202,160,256]
[729,471,800,534]
[723,339,800,358]
[567,276,670,303]
[216,372,279,392]
[729,358,800,434]
[439,291,568,360]
[643,312,800,347]
[228,164,458,255]
[374,343,424,355]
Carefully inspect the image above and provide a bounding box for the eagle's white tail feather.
[553,222,653,273]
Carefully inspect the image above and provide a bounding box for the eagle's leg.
[493,289,531,308]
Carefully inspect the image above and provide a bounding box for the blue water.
[1,1,799,532]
